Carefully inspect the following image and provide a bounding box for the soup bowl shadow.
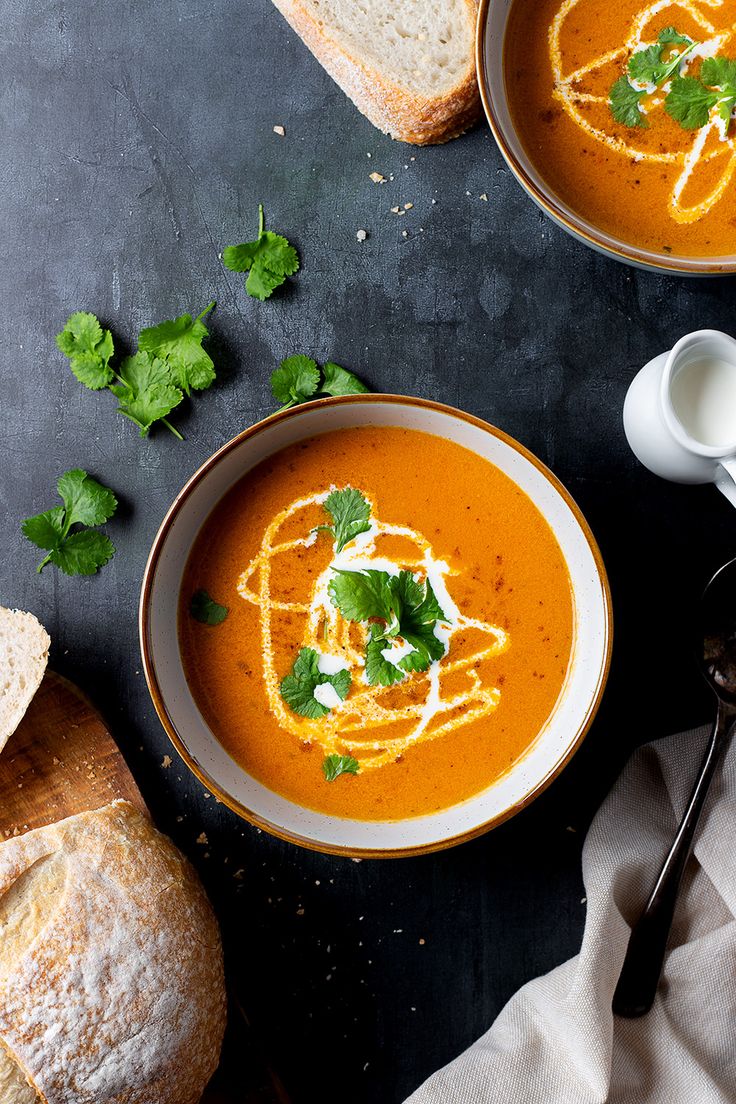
[139,395,613,857]
[476,0,736,276]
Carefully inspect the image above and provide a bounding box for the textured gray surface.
[2,1,736,1101]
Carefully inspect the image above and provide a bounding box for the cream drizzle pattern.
[550,0,736,223]
[237,490,510,771]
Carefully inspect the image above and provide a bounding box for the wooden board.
[0,671,291,1104]
[0,671,145,837]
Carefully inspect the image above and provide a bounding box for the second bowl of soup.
[478,0,736,273]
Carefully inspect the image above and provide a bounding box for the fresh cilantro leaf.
[56,468,117,526]
[56,312,114,390]
[321,488,372,553]
[190,589,228,625]
[628,44,670,87]
[365,637,407,687]
[328,569,396,625]
[48,530,115,576]
[609,76,647,127]
[110,352,184,438]
[222,205,300,301]
[323,754,360,782]
[658,26,692,46]
[700,56,736,126]
[280,647,352,719]
[665,76,718,128]
[271,355,320,409]
[320,362,370,397]
[138,303,216,394]
[21,469,117,575]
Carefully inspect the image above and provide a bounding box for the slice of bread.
[0,609,50,756]
[270,0,481,144]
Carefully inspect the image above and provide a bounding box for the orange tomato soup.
[505,0,736,256]
[179,427,573,820]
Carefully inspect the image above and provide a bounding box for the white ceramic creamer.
[624,330,736,509]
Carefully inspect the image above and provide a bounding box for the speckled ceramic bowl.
[139,396,612,857]
[476,0,736,275]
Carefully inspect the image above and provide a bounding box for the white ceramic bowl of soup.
[476,0,736,275]
[140,396,612,856]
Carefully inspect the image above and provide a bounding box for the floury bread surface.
[270,0,481,143]
[0,801,226,1104]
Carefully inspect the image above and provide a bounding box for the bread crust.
[0,609,50,756]
[270,0,481,144]
[0,802,226,1104]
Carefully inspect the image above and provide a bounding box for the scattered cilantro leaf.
[190,589,228,625]
[270,356,370,411]
[271,355,320,409]
[323,754,360,782]
[56,312,114,390]
[280,647,352,719]
[22,469,117,575]
[138,303,216,394]
[665,75,718,128]
[56,468,117,526]
[320,488,372,553]
[628,43,670,87]
[320,362,370,397]
[222,205,300,301]
[609,76,647,127]
[110,352,184,438]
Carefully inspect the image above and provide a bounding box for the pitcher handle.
[715,458,736,510]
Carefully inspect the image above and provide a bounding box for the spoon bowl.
[701,558,736,704]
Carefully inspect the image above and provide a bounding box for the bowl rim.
[139,394,613,857]
[474,0,736,276]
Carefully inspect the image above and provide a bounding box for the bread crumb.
[356,229,368,241]
[366,152,372,158]
[161,755,173,768]
[419,938,426,945]
[196,832,209,845]
[480,193,488,201]
[402,230,408,238]
[233,869,245,880]
[581,897,587,904]
[390,205,400,214]
[431,198,437,205]
[404,203,413,210]
[273,125,285,136]
[369,172,385,184]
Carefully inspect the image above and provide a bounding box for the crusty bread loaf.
[270,0,481,144]
[0,801,226,1104]
[0,609,50,757]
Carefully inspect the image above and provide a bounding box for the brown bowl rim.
[474,0,736,276]
[139,394,614,858]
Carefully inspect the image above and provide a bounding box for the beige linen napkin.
[406,728,736,1103]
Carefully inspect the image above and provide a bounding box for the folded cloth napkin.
[406,728,736,1104]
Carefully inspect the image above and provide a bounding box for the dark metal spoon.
[613,557,736,1018]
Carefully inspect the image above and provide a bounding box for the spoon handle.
[612,701,736,1018]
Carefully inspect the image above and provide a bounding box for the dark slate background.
[2,1,735,1100]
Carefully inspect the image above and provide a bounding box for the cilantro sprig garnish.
[667,57,736,129]
[609,27,697,128]
[280,647,352,719]
[190,589,229,625]
[22,469,117,575]
[222,205,300,301]
[322,754,360,782]
[328,569,449,686]
[609,28,736,136]
[56,304,216,440]
[271,355,369,410]
[315,488,372,553]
